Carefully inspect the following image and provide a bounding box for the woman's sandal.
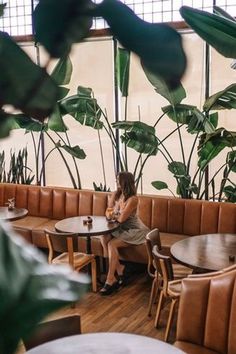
[100,281,119,296]
[117,267,127,286]
[117,274,127,287]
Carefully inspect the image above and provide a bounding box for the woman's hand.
[106,207,114,220]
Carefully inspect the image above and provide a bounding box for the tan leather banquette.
[1,183,236,264]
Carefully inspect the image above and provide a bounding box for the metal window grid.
[0,0,235,36]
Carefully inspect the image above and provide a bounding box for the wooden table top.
[55,215,119,237]
[26,332,185,354]
[0,206,28,221]
[171,233,236,272]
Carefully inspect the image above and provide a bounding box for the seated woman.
[100,171,149,296]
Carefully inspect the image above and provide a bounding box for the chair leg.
[91,258,97,292]
[164,298,178,342]
[148,277,158,316]
[154,290,165,328]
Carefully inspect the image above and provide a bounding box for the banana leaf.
[204,84,236,111]
[48,105,68,132]
[56,142,86,160]
[168,161,186,177]
[95,0,186,89]
[223,185,236,203]
[142,64,186,106]
[112,121,158,155]
[0,111,20,138]
[10,115,44,132]
[51,56,72,86]
[162,104,216,134]
[33,0,93,58]
[213,5,236,21]
[180,6,236,58]
[0,222,89,354]
[116,48,130,97]
[151,181,168,190]
[198,129,236,169]
[60,86,103,129]
[227,150,236,173]
[0,32,59,121]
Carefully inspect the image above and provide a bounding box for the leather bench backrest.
[1,184,236,235]
[176,269,236,354]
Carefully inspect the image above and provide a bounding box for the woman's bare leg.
[100,234,112,258]
[105,238,129,284]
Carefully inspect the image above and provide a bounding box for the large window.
[0,0,236,35]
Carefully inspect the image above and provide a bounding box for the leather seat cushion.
[32,219,59,248]
[12,216,50,244]
[160,233,188,250]
[174,341,219,354]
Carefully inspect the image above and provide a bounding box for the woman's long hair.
[115,172,136,202]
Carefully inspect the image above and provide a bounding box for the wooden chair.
[174,265,236,354]
[23,315,81,350]
[45,229,97,292]
[145,228,162,316]
[152,245,182,342]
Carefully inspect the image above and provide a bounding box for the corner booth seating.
[1,183,236,265]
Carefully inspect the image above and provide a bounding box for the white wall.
[1,31,235,196]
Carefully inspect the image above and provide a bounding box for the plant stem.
[154,112,166,128]
[45,132,78,188]
[56,131,82,189]
[30,131,39,184]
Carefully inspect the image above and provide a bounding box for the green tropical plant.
[59,48,159,190]
[0,222,89,354]
[93,182,111,192]
[9,56,86,188]
[0,0,187,139]
[148,75,236,202]
[0,147,34,184]
[180,5,236,59]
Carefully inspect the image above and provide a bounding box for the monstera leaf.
[112,121,158,155]
[0,222,89,354]
[180,6,236,58]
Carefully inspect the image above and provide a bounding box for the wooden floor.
[18,271,179,353]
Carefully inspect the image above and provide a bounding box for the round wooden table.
[171,233,236,272]
[55,216,120,253]
[0,206,28,221]
[25,332,186,354]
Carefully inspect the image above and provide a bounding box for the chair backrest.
[23,315,81,351]
[176,266,236,354]
[44,229,79,267]
[145,228,161,277]
[152,245,174,294]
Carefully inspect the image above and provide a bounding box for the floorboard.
[18,272,179,353]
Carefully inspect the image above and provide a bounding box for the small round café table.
[55,216,120,254]
[0,206,28,221]
[25,332,186,354]
[171,233,236,273]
